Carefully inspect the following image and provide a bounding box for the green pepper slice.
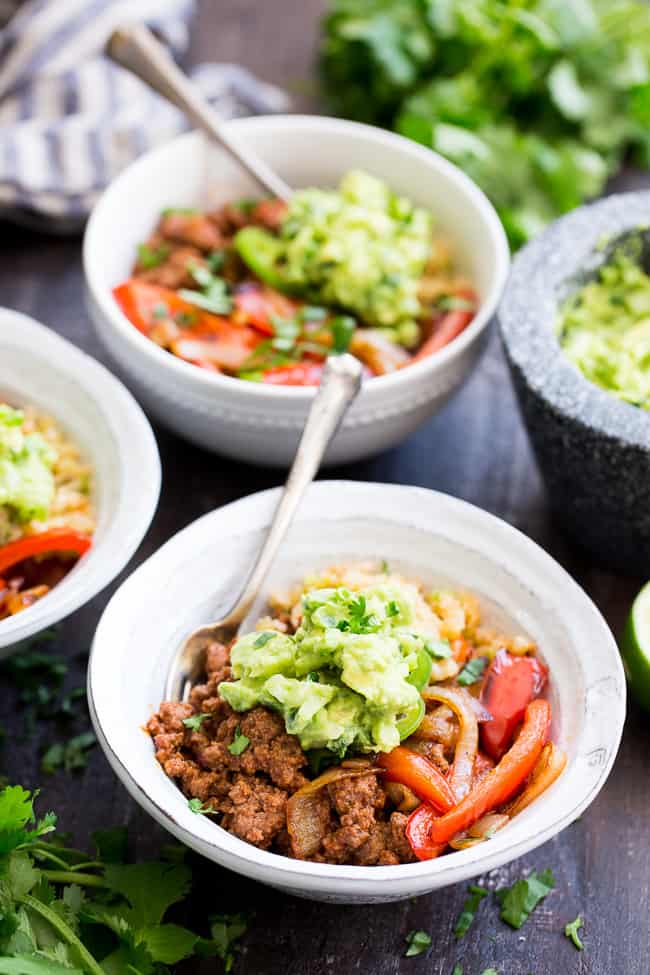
[397,695,425,740]
[234,226,287,289]
[407,644,433,691]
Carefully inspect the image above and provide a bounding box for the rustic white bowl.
[0,309,161,651]
[89,481,624,903]
[83,115,509,466]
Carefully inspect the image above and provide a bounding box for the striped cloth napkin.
[0,0,290,231]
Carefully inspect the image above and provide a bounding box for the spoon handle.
[232,354,362,623]
[107,24,292,202]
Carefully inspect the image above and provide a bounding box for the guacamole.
[558,246,650,409]
[219,580,448,756]
[235,170,433,331]
[0,405,55,524]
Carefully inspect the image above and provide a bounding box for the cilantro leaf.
[227,726,250,756]
[92,826,128,864]
[41,732,96,775]
[497,868,555,929]
[253,632,276,648]
[187,798,214,816]
[404,929,432,957]
[139,922,199,964]
[137,243,169,270]
[0,958,83,975]
[200,912,249,972]
[182,712,213,732]
[454,884,489,939]
[451,967,463,975]
[103,861,192,928]
[565,914,584,950]
[457,657,488,686]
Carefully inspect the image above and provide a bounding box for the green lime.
[621,581,650,713]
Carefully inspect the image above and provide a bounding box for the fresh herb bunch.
[0,786,248,974]
[320,0,650,248]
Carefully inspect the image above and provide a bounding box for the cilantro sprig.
[565,914,585,951]
[0,786,249,972]
[497,868,555,929]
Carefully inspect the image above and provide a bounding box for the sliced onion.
[287,765,380,859]
[448,813,509,850]
[506,742,567,817]
[422,686,479,801]
[384,781,421,813]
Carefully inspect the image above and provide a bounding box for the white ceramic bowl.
[83,115,509,466]
[89,481,624,904]
[0,309,161,652]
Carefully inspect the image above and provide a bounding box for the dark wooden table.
[1,3,649,974]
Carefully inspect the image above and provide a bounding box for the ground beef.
[146,642,428,865]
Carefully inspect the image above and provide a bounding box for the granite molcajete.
[499,193,650,575]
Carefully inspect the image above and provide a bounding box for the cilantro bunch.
[320,0,650,248]
[0,786,248,974]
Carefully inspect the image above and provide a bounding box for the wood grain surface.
[0,2,648,973]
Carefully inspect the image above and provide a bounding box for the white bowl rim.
[88,481,625,889]
[0,309,161,647]
[83,114,510,401]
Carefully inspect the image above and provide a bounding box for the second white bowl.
[84,116,509,465]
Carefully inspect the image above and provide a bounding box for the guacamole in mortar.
[558,245,650,409]
[219,580,450,755]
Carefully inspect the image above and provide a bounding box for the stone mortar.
[498,192,650,575]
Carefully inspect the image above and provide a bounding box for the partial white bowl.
[83,115,509,466]
[0,309,161,652]
[89,481,624,904]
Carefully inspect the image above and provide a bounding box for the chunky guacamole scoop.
[233,170,433,331]
[219,581,448,756]
[0,405,55,525]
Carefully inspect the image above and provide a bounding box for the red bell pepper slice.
[0,531,92,576]
[377,745,455,813]
[232,283,298,337]
[480,650,548,760]
[406,699,551,858]
[412,287,478,362]
[260,362,325,386]
[113,280,194,335]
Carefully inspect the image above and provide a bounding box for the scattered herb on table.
[457,656,488,686]
[0,784,249,973]
[480,969,499,975]
[451,967,463,975]
[41,731,97,775]
[565,914,585,950]
[454,883,489,939]
[497,868,555,929]
[228,726,250,756]
[404,929,432,957]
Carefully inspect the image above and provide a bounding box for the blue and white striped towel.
[0,0,290,231]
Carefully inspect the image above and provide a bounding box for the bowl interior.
[89,481,624,896]
[0,310,160,649]
[86,116,507,344]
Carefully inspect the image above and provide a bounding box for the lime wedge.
[621,581,650,713]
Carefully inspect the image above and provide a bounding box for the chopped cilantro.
[330,315,356,353]
[207,250,226,273]
[137,242,169,269]
[387,600,400,618]
[454,884,489,939]
[451,967,463,975]
[227,726,250,756]
[497,868,555,929]
[254,631,276,648]
[425,638,452,660]
[179,264,232,315]
[380,559,390,573]
[187,798,214,815]
[480,970,499,975]
[152,301,169,319]
[344,594,381,634]
[404,929,432,957]
[233,198,257,215]
[182,712,213,732]
[457,656,488,686]
[565,914,584,951]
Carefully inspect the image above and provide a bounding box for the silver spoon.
[107,23,292,202]
[165,353,362,701]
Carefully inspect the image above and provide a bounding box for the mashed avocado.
[558,245,650,409]
[219,580,446,756]
[235,170,433,330]
[0,405,55,523]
